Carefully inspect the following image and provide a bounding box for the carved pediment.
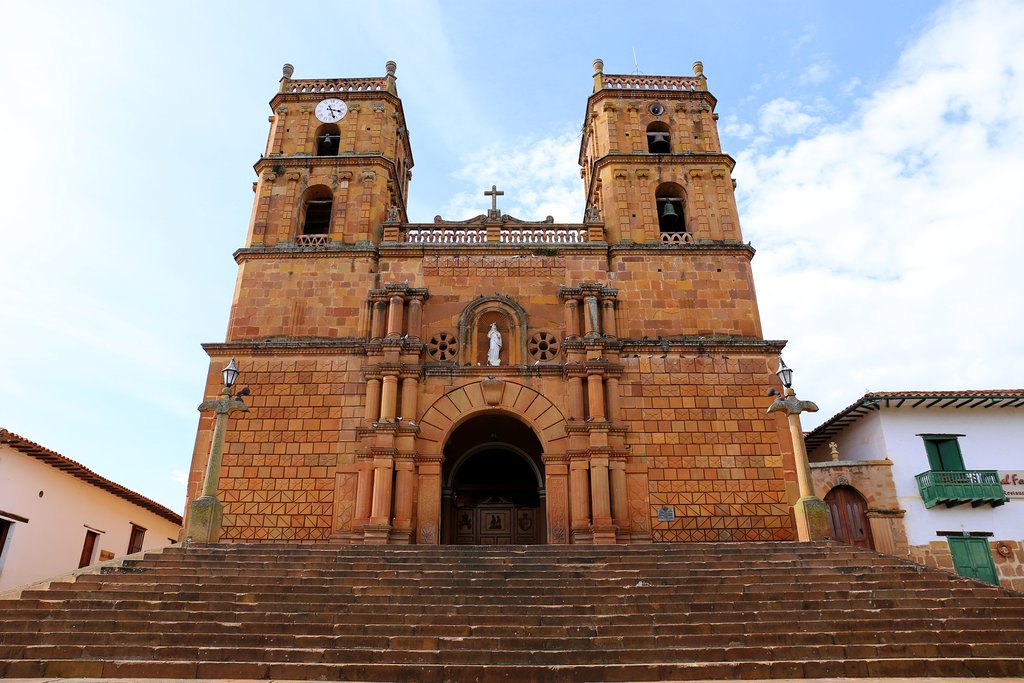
[432,213,555,226]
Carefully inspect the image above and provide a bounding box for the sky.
[1,1,1022,514]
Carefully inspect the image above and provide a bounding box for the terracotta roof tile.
[805,390,1024,453]
[0,428,183,526]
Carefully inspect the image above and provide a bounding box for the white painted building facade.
[0,429,182,592]
[806,391,1024,590]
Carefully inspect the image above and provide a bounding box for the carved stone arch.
[458,295,528,366]
[416,380,568,457]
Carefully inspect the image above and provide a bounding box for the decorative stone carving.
[528,332,559,362]
[487,323,502,366]
[481,377,504,406]
[427,332,458,362]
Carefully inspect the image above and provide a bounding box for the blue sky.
[1,1,1021,513]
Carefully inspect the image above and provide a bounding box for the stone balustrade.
[280,77,388,94]
[602,74,704,92]
[660,231,694,244]
[405,227,588,244]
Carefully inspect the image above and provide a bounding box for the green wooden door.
[947,536,999,585]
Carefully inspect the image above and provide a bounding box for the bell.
[661,201,678,219]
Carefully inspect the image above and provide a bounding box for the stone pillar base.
[793,496,831,541]
[362,525,392,545]
[185,495,223,544]
[390,527,413,544]
[570,528,594,544]
[591,527,618,545]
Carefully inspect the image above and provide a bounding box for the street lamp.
[185,358,250,543]
[767,354,830,541]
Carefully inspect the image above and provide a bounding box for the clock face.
[315,98,348,123]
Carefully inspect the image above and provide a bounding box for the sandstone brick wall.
[227,257,377,341]
[618,353,794,541]
[185,354,365,541]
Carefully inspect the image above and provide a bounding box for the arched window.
[300,185,333,235]
[646,121,671,154]
[654,182,686,234]
[315,124,340,156]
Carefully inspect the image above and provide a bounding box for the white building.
[805,390,1023,590]
[0,428,182,592]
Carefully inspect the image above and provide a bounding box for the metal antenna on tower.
[631,47,644,75]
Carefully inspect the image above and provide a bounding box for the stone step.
[2,656,1024,681]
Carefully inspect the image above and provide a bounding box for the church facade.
[183,60,800,545]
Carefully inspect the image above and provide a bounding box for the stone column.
[589,456,614,532]
[369,455,394,526]
[583,295,600,336]
[564,299,579,337]
[371,300,388,339]
[380,375,398,421]
[610,458,629,531]
[601,299,617,338]
[399,376,418,421]
[605,376,621,423]
[570,458,591,533]
[407,297,423,340]
[364,378,381,424]
[391,457,415,543]
[386,294,404,337]
[587,373,606,421]
[354,458,374,526]
[568,376,585,420]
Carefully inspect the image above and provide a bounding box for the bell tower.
[249,61,413,249]
[580,59,742,247]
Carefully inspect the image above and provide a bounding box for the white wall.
[0,445,181,591]
[809,410,888,462]
[877,407,1023,545]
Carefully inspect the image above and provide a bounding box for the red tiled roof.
[0,429,183,526]
[804,390,1024,453]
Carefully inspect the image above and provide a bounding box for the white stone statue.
[487,322,502,366]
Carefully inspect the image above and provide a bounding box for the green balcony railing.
[916,470,1007,509]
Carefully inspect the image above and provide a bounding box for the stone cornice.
[202,339,369,356]
[254,153,398,175]
[270,87,401,112]
[591,151,735,173]
[618,336,787,354]
[422,363,565,378]
[608,241,755,257]
[234,243,378,263]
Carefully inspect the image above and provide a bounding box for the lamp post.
[185,358,249,543]
[767,355,831,541]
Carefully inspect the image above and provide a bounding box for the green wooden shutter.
[948,536,999,585]
[923,437,965,471]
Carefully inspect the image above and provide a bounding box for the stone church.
[183,60,799,545]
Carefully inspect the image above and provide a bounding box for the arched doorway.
[441,413,545,545]
[825,485,874,549]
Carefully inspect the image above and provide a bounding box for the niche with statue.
[458,296,527,366]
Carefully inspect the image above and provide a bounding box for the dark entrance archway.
[441,413,545,544]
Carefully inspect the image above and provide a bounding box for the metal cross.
[484,185,504,212]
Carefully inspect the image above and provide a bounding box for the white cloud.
[799,60,834,86]
[757,98,823,137]
[735,0,1024,424]
[443,129,584,222]
[171,470,189,485]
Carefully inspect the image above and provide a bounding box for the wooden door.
[824,486,874,549]
[948,536,999,585]
[454,499,539,545]
[79,530,98,568]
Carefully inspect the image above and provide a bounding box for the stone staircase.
[1,541,1023,681]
